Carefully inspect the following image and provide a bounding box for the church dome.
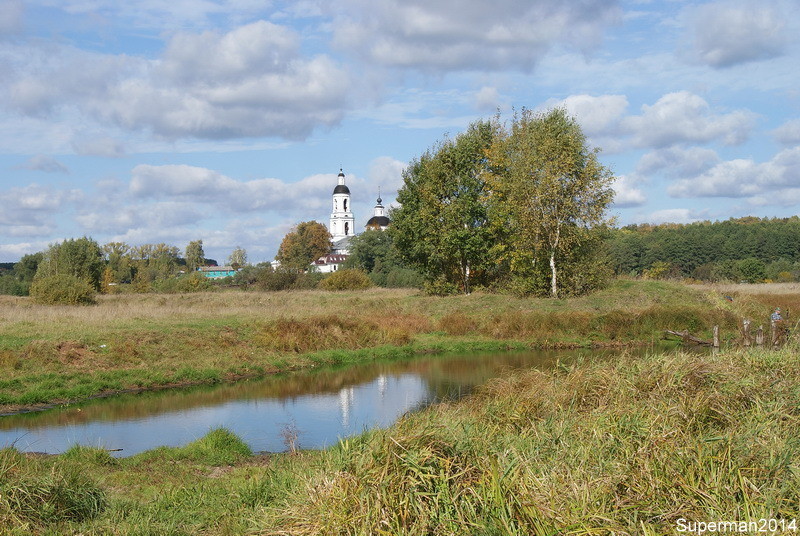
[366,215,391,228]
[333,184,350,194]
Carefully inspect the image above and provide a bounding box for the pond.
[0,347,635,456]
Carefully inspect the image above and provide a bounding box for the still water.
[0,348,620,456]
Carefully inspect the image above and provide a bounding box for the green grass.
[2,344,799,534]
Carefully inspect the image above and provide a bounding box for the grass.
[1,343,798,534]
[0,279,785,412]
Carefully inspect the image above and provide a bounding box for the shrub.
[29,274,96,305]
[320,269,373,291]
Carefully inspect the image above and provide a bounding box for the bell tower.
[330,168,354,241]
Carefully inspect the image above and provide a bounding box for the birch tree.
[487,108,615,297]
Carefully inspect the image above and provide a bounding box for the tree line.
[609,217,800,282]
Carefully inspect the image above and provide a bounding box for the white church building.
[314,169,389,273]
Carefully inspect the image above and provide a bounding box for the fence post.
[743,319,751,347]
[756,326,764,347]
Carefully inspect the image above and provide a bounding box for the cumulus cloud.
[644,208,705,225]
[19,154,69,173]
[129,164,364,214]
[623,91,756,148]
[636,147,720,177]
[668,147,800,202]
[551,94,628,136]
[365,156,405,207]
[612,174,647,208]
[0,184,82,238]
[686,0,788,68]
[773,119,800,146]
[3,20,351,141]
[331,0,621,72]
[475,86,502,113]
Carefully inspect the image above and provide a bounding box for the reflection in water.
[0,348,627,456]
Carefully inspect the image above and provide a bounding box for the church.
[314,169,390,273]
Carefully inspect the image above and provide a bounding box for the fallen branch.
[663,330,712,346]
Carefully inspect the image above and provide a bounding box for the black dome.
[366,215,391,227]
[333,184,350,194]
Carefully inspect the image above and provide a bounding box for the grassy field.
[2,343,798,535]
[0,279,788,412]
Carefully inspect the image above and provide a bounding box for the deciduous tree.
[185,240,205,272]
[486,108,615,297]
[391,120,499,294]
[276,221,331,271]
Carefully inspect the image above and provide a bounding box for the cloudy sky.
[0,0,798,263]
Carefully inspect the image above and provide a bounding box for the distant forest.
[608,216,800,282]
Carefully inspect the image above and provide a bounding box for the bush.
[320,269,373,291]
[29,274,96,305]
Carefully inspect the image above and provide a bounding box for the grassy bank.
[0,279,783,412]
[2,344,798,534]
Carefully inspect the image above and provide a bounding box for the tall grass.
[0,448,106,530]
[262,345,800,534]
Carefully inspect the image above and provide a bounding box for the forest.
[608,216,800,282]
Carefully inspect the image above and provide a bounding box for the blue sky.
[0,0,798,264]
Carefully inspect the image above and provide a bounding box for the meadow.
[0,280,791,412]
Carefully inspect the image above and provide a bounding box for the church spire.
[330,168,354,240]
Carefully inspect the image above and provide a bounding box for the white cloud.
[622,91,756,148]
[0,184,83,238]
[668,147,800,201]
[2,21,351,141]
[686,0,789,68]
[366,156,405,206]
[20,154,69,173]
[636,147,720,177]
[129,164,364,214]
[773,119,800,146]
[643,208,705,225]
[550,94,629,136]
[612,174,647,207]
[475,86,501,113]
[331,0,621,72]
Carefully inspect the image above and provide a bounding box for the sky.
[0,0,798,264]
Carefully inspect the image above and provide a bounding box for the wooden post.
[756,326,764,347]
[713,325,719,349]
[743,319,751,347]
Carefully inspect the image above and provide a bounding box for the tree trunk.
[550,250,557,298]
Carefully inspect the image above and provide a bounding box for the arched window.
[343,199,348,211]
[344,222,349,235]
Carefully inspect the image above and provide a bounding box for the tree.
[228,247,248,270]
[35,237,104,290]
[391,120,499,294]
[103,242,133,283]
[276,221,331,271]
[185,240,205,272]
[486,108,614,297]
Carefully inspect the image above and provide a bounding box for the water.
[0,348,622,456]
